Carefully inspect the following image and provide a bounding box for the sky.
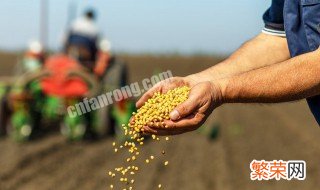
[0,0,270,54]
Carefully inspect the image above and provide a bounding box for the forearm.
[189,33,290,82]
[220,48,320,103]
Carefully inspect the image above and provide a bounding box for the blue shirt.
[263,0,320,125]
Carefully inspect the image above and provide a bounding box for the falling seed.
[108,87,190,190]
[110,184,114,189]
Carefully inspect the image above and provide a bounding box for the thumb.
[169,95,198,121]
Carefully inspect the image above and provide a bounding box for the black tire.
[97,57,129,137]
[103,56,128,90]
[107,108,116,136]
[60,122,87,141]
[0,96,10,136]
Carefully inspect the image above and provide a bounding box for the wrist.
[186,74,201,86]
[213,77,230,105]
[187,67,224,84]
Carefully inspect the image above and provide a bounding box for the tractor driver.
[64,9,100,72]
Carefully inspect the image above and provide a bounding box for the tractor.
[0,41,135,142]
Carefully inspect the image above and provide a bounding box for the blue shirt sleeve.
[262,0,286,36]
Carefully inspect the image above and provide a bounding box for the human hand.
[135,77,223,135]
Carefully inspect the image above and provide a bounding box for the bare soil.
[0,52,319,190]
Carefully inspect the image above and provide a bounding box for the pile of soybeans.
[109,86,190,189]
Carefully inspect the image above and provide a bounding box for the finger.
[129,117,135,125]
[146,113,199,129]
[142,126,159,134]
[165,113,205,129]
[142,126,191,136]
[145,113,204,136]
[169,92,199,121]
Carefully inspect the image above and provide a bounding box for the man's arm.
[219,48,320,103]
[137,33,290,106]
[188,33,290,82]
[139,47,320,136]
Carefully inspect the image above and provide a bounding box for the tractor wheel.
[6,99,41,142]
[93,106,111,138]
[0,97,9,136]
[60,122,86,141]
[7,119,33,142]
[99,57,129,139]
[61,116,87,141]
[109,100,136,142]
[93,104,117,139]
[104,107,127,142]
[102,58,128,93]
